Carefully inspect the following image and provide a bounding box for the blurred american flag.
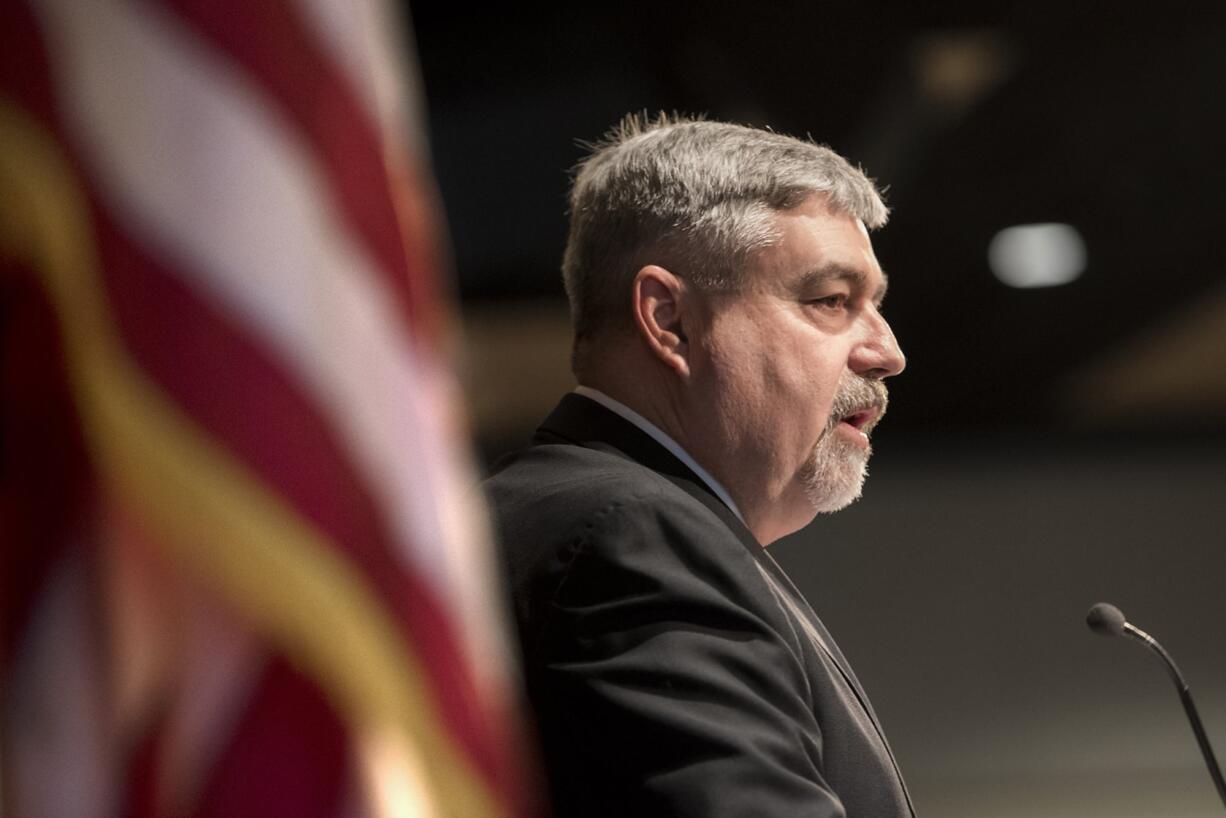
[0,1,529,816]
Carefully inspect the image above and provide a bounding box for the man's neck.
[577,369,793,545]
[573,385,747,526]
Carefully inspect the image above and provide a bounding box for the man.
[484,114,912,817]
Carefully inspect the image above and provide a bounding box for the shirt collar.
[573,385,746,523]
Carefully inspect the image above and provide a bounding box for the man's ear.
[632,264,692,377]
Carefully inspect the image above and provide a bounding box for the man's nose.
[850,308,906,379]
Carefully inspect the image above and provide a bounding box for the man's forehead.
[731,199,889,295]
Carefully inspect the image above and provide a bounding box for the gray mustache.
[826,376,888,431]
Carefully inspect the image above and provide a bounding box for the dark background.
[411,3,1226,814]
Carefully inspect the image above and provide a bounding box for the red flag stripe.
[0,0,87,666]
[192,658,348,818]
[0,261,90,664]
[0,2,56,126]
[155,0,430,339]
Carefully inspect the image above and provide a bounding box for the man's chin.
[810,481,865,515]
[802,446,870,514]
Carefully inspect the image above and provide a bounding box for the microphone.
[1086,602,1226,810]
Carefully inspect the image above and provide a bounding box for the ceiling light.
[988,223,1086,288]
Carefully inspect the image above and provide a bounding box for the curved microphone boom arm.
[1086,602,1226,811]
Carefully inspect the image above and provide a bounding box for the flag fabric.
[0,1,528,816]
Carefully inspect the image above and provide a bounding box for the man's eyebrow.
[797,264,890,303]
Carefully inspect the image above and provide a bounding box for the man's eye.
[810,294,848,310]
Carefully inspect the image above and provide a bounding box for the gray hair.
[562,112,888,371]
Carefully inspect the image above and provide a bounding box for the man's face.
[688,195,905,541]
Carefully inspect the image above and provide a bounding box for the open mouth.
[839,406,881,433]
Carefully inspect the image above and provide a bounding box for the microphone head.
[1086,602,1127,637]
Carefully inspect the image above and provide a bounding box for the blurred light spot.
[988,223,1086,288]
[912,30,1016,111]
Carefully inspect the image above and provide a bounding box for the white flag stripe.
[32,0,482,611]
[5,554,119,818]
[158,609,264,810]
[292,0,425,156]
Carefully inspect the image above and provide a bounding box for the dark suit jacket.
[484,394,914,817]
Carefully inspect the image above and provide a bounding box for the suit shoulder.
[483,441,696,526]
[482,442,780,632]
